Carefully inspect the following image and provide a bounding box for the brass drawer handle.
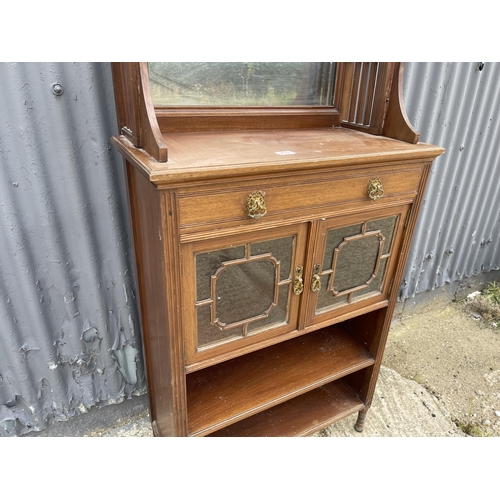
[247,191,267,219]
[367,178,384,200]
[293,266,304,295]
[311,264,321,293]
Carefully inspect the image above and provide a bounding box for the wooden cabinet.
[111,62,445,436]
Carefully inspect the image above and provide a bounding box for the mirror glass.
[149,62,336,106]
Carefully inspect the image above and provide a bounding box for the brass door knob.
[311,264,321,292]
[247,191,267,219]
[293,266,304,295]
[367,178,384,200]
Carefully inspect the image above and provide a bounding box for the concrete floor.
[25,363,464,438]
[31,280,499,438]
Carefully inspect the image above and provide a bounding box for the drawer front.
[177,164,424,229]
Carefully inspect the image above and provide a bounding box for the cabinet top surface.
[113,127,445,186]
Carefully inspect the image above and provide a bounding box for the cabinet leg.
[151,420,160,437]
[354,407,369,433]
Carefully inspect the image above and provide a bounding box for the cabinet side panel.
[350,163,433,407]
[128,163,187,436]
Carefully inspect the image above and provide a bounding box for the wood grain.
[111,63,168,161]
[186,325,374,436]
[177,165,422,229]
[305,204,410,329]
[341,63,394,136]
[137,63,168,162]
[111,129,444,187]
[111,62,445,437]
[161,127,441,172]
[357,162,435,409]
[383,62,420,144]
[127,166,187,436]
[208,379,364,437]
[156,106,340,133]
[182,223,308,368]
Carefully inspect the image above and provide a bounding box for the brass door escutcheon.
[311,264,321,292]
[247,191,267,219]
[367,178,384,200]
[293,266,304,295]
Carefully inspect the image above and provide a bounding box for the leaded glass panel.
[194,236,295,349]
[315,215,398,314]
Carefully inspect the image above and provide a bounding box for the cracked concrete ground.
[89,363,465,438]
[315,365,464,437]
[27,285,500,438]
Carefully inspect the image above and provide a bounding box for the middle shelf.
[186,324,374,436]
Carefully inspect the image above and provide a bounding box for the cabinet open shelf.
[208,379,365,437]
[186,325,374,436]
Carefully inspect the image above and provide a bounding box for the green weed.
[483,281,500,305]
[453,399,493,437]
[455,419,492,437]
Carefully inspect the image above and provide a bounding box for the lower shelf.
[207,379,365,437]
[186,324,373,436]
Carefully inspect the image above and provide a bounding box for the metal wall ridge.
[401,62,500,298]
[0,63,145,436]
[1,62,499,436]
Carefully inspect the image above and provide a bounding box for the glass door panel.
[183,224,307,366]
[309,206,408,323]
[195,237,292,347]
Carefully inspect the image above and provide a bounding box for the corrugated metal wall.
[0,63,145,436]
[401,62,500,299]
[0,62,498,436]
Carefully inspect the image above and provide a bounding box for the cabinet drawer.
[177,165,423,229]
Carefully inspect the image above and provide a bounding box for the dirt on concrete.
[382,292,500,437]
[316,363,465,437]
[36,284,500,438]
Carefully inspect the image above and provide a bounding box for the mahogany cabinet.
[111,62,444,436]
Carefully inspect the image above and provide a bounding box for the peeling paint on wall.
[0,63,145,436]
[1,62,499,436]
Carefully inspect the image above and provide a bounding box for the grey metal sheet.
[1,61,499,436]
[0,62,145,436]
[400,62,500,299]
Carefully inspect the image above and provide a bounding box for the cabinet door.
[305,205,409,326]
[182,224,308,368]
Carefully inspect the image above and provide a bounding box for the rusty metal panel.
[0,63,145,436]
[400,62,500,299]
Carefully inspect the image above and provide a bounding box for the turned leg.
[354,407,369,432]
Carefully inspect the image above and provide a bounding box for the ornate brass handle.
[367,178,384,201]
[293,266,304,295]
[311,264,321,293]
[247,191,267,219]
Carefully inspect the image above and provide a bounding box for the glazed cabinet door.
[182,223,308,369]
[305,205,410,327]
